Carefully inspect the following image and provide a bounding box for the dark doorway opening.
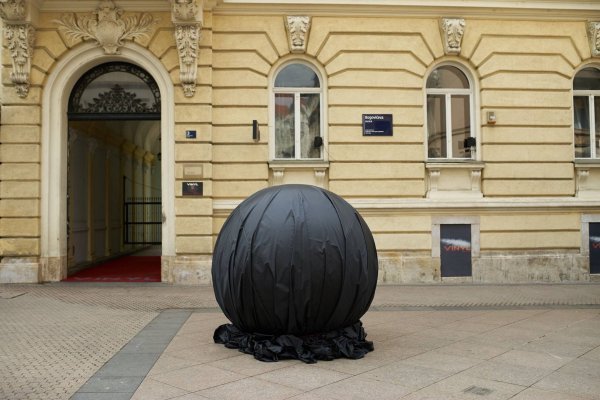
[63,62,162,282]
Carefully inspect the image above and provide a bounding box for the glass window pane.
[574,67,600,91]
[596,96,600,157]
[275,93,295,158]
[451,95,471,158]
[275,64,320,88]
[426,66,469,89]
[300,94,321,159]
[427,94,447,158]
[574,96,590,158]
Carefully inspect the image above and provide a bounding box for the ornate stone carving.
[440,18,465,55]
[0,0,34,98]
[171,0,202,97]
[174,25,200,97]
[172,0,200,22]
[587,21,600,57]
[54,0,157,55]
[0,0,26,21]
[3,23,34,97]
[285,16,311,53]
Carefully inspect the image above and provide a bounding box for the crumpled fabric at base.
[213,321,373,364]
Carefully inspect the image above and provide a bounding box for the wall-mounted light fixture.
[487,111,496,125]
[313,136,323,148]
[463,137,476,149]
[252,120,260,141]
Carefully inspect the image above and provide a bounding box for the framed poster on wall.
[440,224,472,277]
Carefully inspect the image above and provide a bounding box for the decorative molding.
[171,0,202,97]
[0,0,34,98]
[426,162,484,199]
[588,21,600,57]
[54,0,157,55]
[41,1,171,12]
[174,24,201,97]
[208,1,600,21]
[3,23,35,97]
[78,84,157,113]
[272,168,285,185]
[0,0,26,21]
[285,16,311,53]
[428,169,441,193]
[172,0,201,22]
[440,17,465,55]
[314,168,326,187]
[470,169,482,193]
[69,61,161,115]
[575,162,600,198]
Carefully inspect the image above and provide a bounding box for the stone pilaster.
[0,0,35,98]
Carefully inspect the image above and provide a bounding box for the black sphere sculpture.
[212,184,378,363]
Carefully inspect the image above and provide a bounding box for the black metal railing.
[124,197,162,244]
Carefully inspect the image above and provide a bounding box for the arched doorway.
[41,43,175,282]
[65,62,162,281]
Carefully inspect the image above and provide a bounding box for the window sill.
[269,160,329,188]
[574,158,600,166]
[425,161,484,199]
[426,160,484,169]
[269,160,329,168]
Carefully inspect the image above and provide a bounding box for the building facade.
[1,0,600,284]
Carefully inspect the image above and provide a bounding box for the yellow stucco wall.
[0,2,599,283]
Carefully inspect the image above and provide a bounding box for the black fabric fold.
[213,321,373,364]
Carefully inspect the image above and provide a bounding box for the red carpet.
[63,256,161,282]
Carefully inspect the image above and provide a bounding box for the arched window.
[573,67,600,158]
[273,62,323,160]
[426,65,474,159]
[69,62,161,120]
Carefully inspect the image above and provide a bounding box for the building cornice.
[39,1,222,12]
[37,1,600,19]
[214,0,600,20]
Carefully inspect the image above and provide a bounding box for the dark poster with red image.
[590,223,600,274]
[440,224,472,277]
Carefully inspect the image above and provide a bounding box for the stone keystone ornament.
[440,17,465,55]
[285,16,311,53]
[212,184,378,363]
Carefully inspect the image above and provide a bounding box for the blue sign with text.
[185,130,197,139]
[362,114,393,136]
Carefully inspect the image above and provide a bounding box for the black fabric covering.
[212,184,378,362]
[214,321,374,364]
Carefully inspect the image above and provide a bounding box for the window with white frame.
[573,67,600,158]
[426,65,474,159]
[273,62,322,160]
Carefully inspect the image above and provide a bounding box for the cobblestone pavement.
[1,282,599,400]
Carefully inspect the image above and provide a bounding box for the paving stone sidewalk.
[1,282,599,400]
